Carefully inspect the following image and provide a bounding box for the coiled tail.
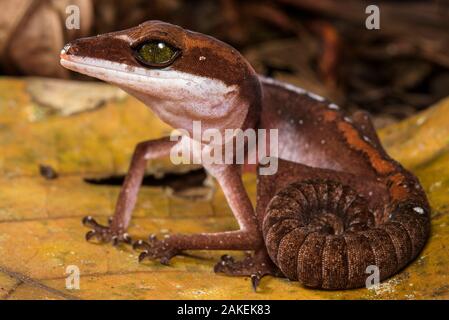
[262,177,430,289]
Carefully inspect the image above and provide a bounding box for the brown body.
[60,21,430,290]
[257,79,430,288]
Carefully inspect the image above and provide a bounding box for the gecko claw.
[122,233,132,244]
[133,239,152,251]
[85,230,96,241]
[251,274,260,292]
[82,216,99,228]
[138,251,149,262]
[220,254,234,263]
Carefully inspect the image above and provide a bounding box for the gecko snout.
[60,42,78,58]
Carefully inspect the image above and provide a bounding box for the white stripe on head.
[60,56,247,135]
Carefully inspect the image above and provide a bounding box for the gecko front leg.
[134,163,261,252]
[84,137,177,245]
[133,163,280,287]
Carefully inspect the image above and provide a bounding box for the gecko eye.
[134,41,180,67]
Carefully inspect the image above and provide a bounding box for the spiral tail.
[262,179,430,289]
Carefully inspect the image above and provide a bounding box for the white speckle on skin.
[321,139,326,145]
[298,119,304,125]
[363,135,371,142]
[344,116,353,123]
[199,56,206,61]
[368,191,373,196]
[413,207,425,215]
[328,103,339,110]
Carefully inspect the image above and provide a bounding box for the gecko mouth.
[61,54,178,83]
[60,54,211,104]
[59,52,234,100]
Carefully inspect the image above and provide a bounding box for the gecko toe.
[214,252,282,292]
[133,239,152,251]
[82,216,100,228]
[133,237,181,265]
[85,230,97,241]
[82,215,132,245]
[251,274,260,292]
[160,256,171,265]
[122,233,132,244]
[138,251,149,262]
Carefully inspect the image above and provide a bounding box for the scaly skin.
[60,21,430,290]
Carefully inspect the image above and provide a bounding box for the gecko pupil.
[135,41,179,67]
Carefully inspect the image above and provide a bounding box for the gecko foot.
[132,235,181,265]
[82,216,132,245]
[214,252,283,291]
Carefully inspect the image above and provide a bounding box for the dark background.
[1,0,449,127]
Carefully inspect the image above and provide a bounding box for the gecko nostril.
[60,43,79,57]
[60,43,71,56]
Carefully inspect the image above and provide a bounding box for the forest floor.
[0,77,448,299]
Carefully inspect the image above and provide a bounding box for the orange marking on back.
[388,173,410,202]
[337,121,395,175]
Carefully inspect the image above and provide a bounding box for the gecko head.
[60,20,261,133]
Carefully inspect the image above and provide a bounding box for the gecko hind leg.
[214,249,283,291]
[133,230,260,263]
[132,236,278,291]
[132,229,271,291]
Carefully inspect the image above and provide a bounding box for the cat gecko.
[60,21,430,290]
